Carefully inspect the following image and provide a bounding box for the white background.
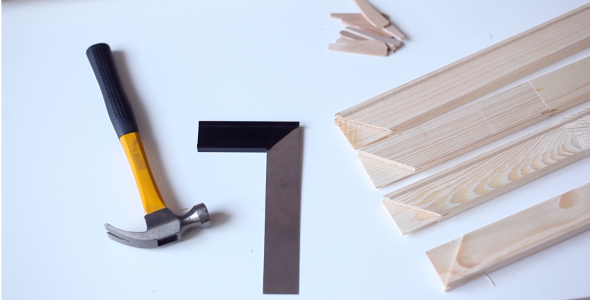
[3,0,590,299]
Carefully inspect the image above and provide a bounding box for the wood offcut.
[329,1,404,56]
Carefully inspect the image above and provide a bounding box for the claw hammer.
[86,43,210,248]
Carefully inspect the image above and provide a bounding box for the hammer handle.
[86,43,139,138]
[87,43,167,214]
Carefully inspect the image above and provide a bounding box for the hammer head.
[105,203,211,248]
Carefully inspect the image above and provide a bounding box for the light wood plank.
[426,182,590,291]
[329,41,388,57]
[382,108,590,235]
[345,27,402,48]
[359,56,590,187]
[335,4,590,149]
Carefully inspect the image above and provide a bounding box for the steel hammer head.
[105,203,211,248]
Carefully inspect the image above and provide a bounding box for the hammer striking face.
[87,43,211,248]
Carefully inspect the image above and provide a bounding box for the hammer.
[86,43,211,248]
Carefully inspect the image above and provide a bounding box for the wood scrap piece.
[342,21,392,37]
[382,108,590,235]
[353,0,390,28]
[353,0,406,40]
[335,4,590,149]
[427,182,590,291]
[336,37,350,43]
[331,13,389,20]
[345,26,402,48]
[338,15,392,35]
[329,41,388,57]
[340,30,368,41]
[382,24,406,41]
[359,56,590,188]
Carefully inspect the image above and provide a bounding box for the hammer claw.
[104,205,210,248]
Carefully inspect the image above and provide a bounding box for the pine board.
[382,108,590,235]
[359,56,590,188]
[426,182,590,291]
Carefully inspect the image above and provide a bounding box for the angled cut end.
[426,237,463,291]
[358,152,416,188]
[381,200,440,235]
[334,117,392,149]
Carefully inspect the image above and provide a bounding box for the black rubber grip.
[86,43,139,138]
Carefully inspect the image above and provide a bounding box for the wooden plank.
[426,182,590,291]
[382,108,590,235]
[329,41,388,57]
[335,4,590,149]
[345,27,402,48]
[359,56,590,188]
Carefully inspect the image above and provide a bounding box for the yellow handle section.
[119,132,166,214]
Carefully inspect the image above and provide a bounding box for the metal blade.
[263,127,302,294]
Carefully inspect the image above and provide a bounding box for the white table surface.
[3,0,590,299]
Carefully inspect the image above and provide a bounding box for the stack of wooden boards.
[334,3,590,291]
[329,0,405,57]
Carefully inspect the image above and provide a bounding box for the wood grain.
[329,41,388,57]
[426,182,590,291]
[382,108,590,235]
[335,4,590,149]
[345,27,402,48]
[359,56,590,188]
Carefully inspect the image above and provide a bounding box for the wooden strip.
[345,27,402,48]
[353,0,390,28]
[339,15,390,34]
[342,20,392,37]
[340,30,368,41]
[382,24,406,41]
[382,108,590,235]
[426,182,590,291]
[359,56,590,188]
[329,41,388,57]
[331,13,389,20]
[336,37,349,43]
[352,0,405,40]
[335,4,590,149]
